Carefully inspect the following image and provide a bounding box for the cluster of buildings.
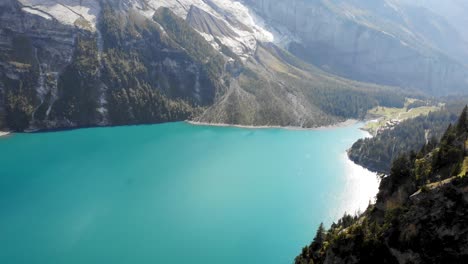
[375,119,401,134]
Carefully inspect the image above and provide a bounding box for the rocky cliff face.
[244,0,468,96]
[398,0,468,44]
[0,0,224,130]
[0,0,78,130]
[1,0,410,131]
[318,178,468,264]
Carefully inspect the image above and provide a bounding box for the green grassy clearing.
[364,99,441,135]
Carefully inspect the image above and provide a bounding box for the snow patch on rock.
[18,0,100,31]
[137,0,295,60]
[17,0,296,59]
[145,0,211,18]
[21,6,53,20]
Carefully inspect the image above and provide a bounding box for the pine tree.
[311,223,325,251]
[390,154,412,186]
[456,105,468,133]
[441,124,456,145]
[459,106,468,156]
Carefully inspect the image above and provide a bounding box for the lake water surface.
[0,122,378,264]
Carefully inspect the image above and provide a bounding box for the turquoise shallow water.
[0,122,376,264]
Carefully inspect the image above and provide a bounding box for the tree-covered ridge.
[48,34,100,127]
[98,4,214,126]
[152,7,226,86]
[296,106,468,264]
[349,108,459,174]
[264,43,407,116]
[197,41,408,127]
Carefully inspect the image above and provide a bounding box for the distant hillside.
[245,0,468,95]
[398,0,468,44]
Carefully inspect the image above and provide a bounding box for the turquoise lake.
[0,122,378,264]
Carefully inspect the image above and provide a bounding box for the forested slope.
[349,101,467,174]
[296,106,468,264]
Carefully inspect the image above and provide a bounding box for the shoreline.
[186,119,360,131]
[0,118,368,137]
[336,153,380,218]
[357,118,381,134]
[337,122,380,219]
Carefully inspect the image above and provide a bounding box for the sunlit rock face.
[132,0,278,61]
[244,0,468,95]
[14,0,292,61]
[398,0,468,43]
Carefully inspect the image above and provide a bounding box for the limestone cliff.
[0,0,407,131]
[244,0,468,96]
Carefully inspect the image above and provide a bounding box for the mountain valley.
[4,0,467,132]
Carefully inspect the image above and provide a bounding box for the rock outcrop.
[0,0,78,130]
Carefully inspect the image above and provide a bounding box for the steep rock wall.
[244,0,468,95]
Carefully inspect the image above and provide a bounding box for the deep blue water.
[0,122,377,264]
